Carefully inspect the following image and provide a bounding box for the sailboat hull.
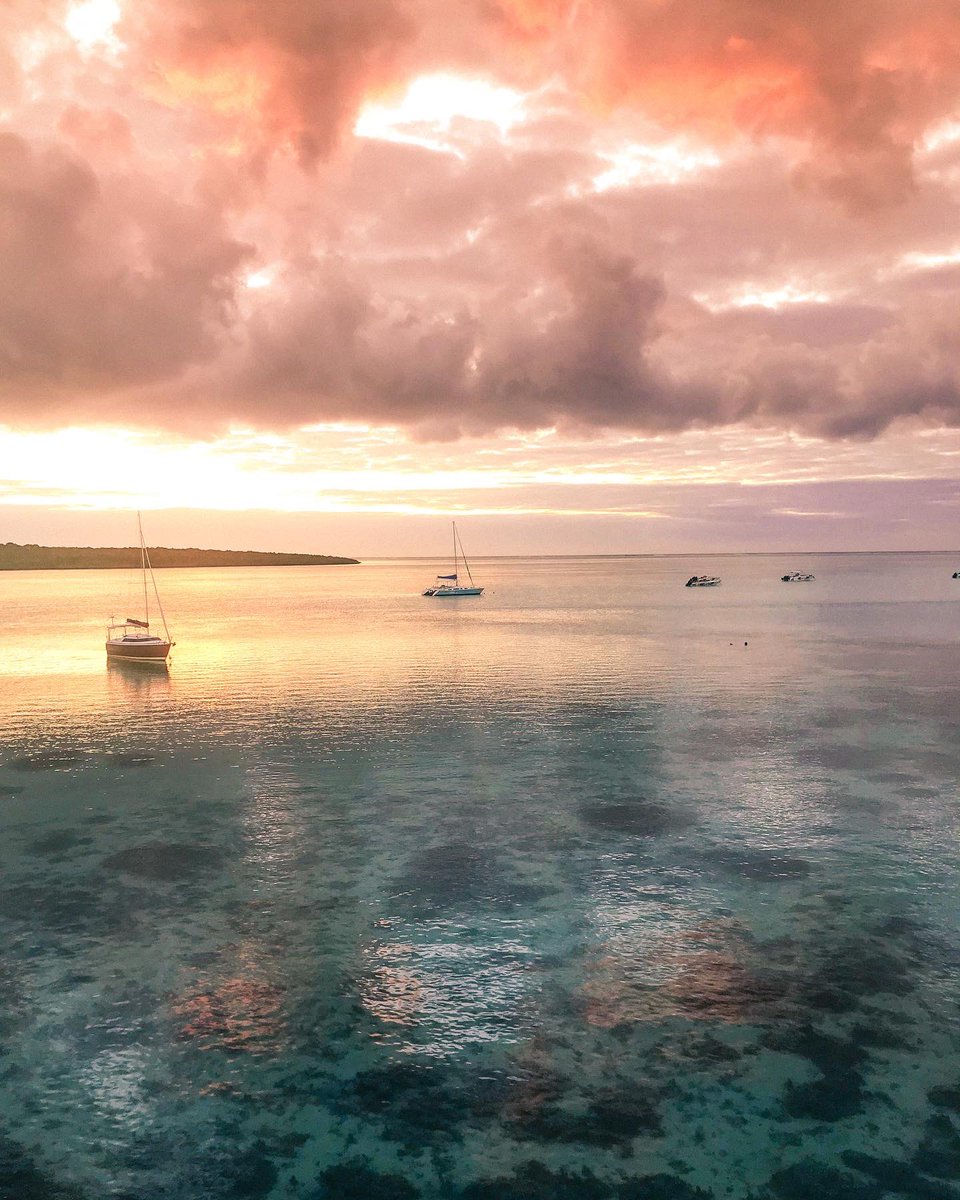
[105,638,171,662]
[423,522,483,596]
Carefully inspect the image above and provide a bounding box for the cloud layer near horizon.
[4,0,960,442]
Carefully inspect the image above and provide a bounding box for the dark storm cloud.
[4,122,960,441]
[475,230,670,428]
[0,133,250,420]
[671,297,960,440]
[200,220,693,437]
[2,0,960,441]
[186,131,960,440]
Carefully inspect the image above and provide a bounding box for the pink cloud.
[495,0,960,212]
[1,0,960,445]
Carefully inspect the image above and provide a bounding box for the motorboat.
[685,575,721,587]
[423,522,484,597]
[781,571,815,582]
[953,571,960,579]
[105,514,175,664]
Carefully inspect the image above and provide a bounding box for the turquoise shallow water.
[0,553,959,1199]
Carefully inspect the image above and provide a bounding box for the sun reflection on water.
[170,943,287,1057]
[1,556,959,1196]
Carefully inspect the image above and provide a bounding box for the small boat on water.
[953,571,960,579]
[685,575,721,587]
[105,514,174,664]
[781,571,815,582]
[423,522,484,597]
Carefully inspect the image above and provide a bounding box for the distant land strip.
[0,543,359,570]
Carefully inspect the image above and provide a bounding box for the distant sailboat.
[423,522,484,597]
[105,514,175,663]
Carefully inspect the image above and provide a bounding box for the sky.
[2,0,960,556]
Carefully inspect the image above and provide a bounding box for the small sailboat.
[105,514,175,663]
[423,522,484,597]
[781,571,815,582]
[685,575,721,587]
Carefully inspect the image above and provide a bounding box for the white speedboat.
[685,575,721,587]
[423,522,484,597]
[105,514,175,664]
[781,571,815,582]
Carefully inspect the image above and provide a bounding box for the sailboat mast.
[147,550,171,643]
[453,521,458,580]
[457,525,475,586]
[138,512,149,627]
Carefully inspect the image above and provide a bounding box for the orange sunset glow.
[3,0,960,552]
[4,9,960,1195]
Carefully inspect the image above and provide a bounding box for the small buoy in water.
[744,641,748,646]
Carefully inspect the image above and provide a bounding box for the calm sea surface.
[1,553,959,1199]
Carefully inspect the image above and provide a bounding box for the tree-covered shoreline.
[0,543,359,570]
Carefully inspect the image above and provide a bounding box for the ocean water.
[0,553,958,1200]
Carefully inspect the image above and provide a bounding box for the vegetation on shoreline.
[0,543,360,570]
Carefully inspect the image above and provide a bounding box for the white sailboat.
[105,514,175,663]
[423,522,484,597]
